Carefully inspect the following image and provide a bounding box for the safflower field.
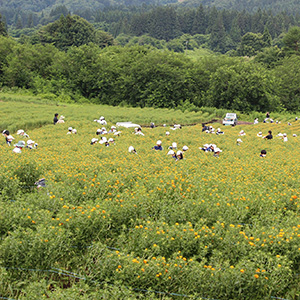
[0,99,300,299]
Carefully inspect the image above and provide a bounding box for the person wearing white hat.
[99,136,107,145]
[213,148,222,158]
[236,138,242,146]
[169,142,177,150]
[254,118,259,124]
[282,133,288,142]
[12,141,25,153]
[216,128,224,135]
[182,145,188,151]
[165,131,170,136]
[167,150,177,160]
[67,127,73,134]
[200,144,214,152]
[176,150,183,160]
[257,132,263,137]
[17,129,29,138]
[135,127,145,136]
[108,138,115,144]
[96,129,101,135]
[91,138,98,145]
[293,134,297,137]
[152,140,163,150]
[72,129,77,134]
[108,126,117,134]
[128,146,137,154]
[239,130,246,136]
[26,140,37,149]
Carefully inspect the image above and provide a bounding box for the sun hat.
[72,129,77,133]
[96,129,101,133]
[293,134,297,137]
[128,146,135,153]
[166,131,170,135]
[108,138,114,142]
[100,116,105,120]
[182,145,188,151]
[68,127,72,131]
[283,133,287,136]
[217,128,221,132]
[237,139,242,143]
[27,140,35,145]
[17,129,24,135]
[172,142,177,148]
[214,148,222,153]
[167,150,175,155]
[157,140,162,145]
[91,138,98,143]
[15,141,25,148]
[176,150,182,156]
[111,126,116,129]
[101,127,106,131]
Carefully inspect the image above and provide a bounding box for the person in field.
[239,130,246,136]
[129,146,137,154]
[182,145,188,151]
[167,150,177,160]
[53,113,59,125]
[213,147,222,158]
[176,150,184,160]
[26,140,37,149]
[263,130,273,139]
[17,129,29,138]
[257,132,263,137]
[236,138,242,146]
[152,140,163,150]
[260,149,267,157]
[12,141,25,153]
[91,138,98,145]
[67,127,73,134]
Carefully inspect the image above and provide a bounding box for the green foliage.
[35,14,96,51]
[282,26,300,56]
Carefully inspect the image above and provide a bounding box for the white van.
[223,113,238,126]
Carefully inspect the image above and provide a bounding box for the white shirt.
[12,147,22,153]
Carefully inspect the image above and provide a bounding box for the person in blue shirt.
[152,140,163,150]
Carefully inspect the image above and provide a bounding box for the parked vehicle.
[223,113,238,126]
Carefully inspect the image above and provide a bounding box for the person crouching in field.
[176,151,184,160]
[263,130,273,140]
[260,150,267,157]
[213,148,222,158]
[129,146,137,154]
[152,140,163,150]
[12,141,25,153]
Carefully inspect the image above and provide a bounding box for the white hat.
[167,150,175,155]
[205,130,209,133]
[203,144,210,148]
[240,130,244,133]
[293,134,297,137]
[182,145,188,151]
[68,127,72,131]
[96,129,101,133]
[100,116,105,120]
[214,148,222,153]
[72,129,77,133]
[101,137,107,143]
[157,140,162,145]
[128,146,135,153]
[101,127,106,131]
[59,115,65,119]
[111,126,116,129]
[237,139,242,143]
[172,142,177,148]
[27,139,35,145]
[108,138,114,142]
[211,144,216,148]
[283,133,287,136]
[166,131,170,136]
[176,150,182,156]
[217,128,221,132]
[114,131,121,136]
[91,138,98,143]
[17,129,24,135]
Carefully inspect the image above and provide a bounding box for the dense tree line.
[4,4,300,55]
[1,23,300,113]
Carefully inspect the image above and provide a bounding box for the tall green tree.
[36,14,95,51]
[0,13,7,36]
[282,26,300,55]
